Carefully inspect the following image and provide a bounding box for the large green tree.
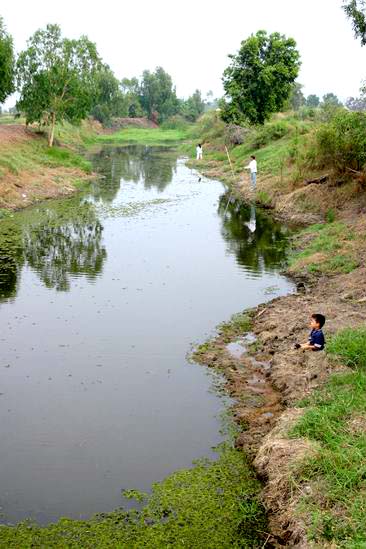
[91,65,124,125]
[344,0,366,45]
[181,89,205,121]
[221,30,301,125]
[139,67,179,122]
[16,24,102,146]
[306,94,320,108]
[0,17,15,104]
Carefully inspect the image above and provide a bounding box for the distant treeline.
[1,2,365,146]
[0,19,215,145]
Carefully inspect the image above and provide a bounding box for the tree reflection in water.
[0,221,24,300]
[91,145,177,201]
[23,202,106,292]
[218,193,290,274]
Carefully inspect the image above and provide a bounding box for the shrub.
[251,121,289,148]
[161,115,190,131]
[192,111,226,142]
[225,124,250,145]
[327,327,366,368]
[316,110,366,173]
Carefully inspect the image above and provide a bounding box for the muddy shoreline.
[193,162,366,546]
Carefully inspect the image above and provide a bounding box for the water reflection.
[91,145,176,201]
[218,193,290,274]
[0,148,290,302]
[0,221,24,300]
[0,202,106,298]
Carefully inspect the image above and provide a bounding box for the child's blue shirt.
[308,328,325,350]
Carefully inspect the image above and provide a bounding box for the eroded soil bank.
[192,156,366,545]
[194,263,366,545]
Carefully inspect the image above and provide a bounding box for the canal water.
[0,145,294,524]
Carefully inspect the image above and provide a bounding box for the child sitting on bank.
[295,313,326,351]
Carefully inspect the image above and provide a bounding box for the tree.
[182,89,205,121]
[306,94,320,107]
[91,65,123,125]
[139,67,179,122]
[0,17,15,104]
[344,0,366,45]
[321,93,342,107]
[221,30,301,125]
[288,82,305,111]
[120,77,143,118]
[16,24,102,146]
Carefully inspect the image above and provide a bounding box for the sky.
[2,0,366,106]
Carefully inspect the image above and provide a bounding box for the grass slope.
[290,328,366,546]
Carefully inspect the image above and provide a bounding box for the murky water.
[0,145,294,524]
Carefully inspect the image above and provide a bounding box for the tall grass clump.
[327,327,366,369]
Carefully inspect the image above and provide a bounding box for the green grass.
[0,115,26,125]
[289,327,366,546]
[327,327,366,369]
[289,222,358,275]
[0,444,266,548]
[0,131,92,178]
[96,127,190,145]
[256,190,272,206]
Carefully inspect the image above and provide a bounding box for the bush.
[251,121,290,148]
[160,115,190,131]
[316,110,366,173]
[327,327,366,368]
[225,124,250,145]
[191,111,226,143]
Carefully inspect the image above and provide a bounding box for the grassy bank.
[0,442,266,548]
[288,220,361,277]
[0,121,99,210]
[95,127,190,145]
[288,327,366,546]
[187,110,366,226]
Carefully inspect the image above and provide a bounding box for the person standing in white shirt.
[245,155,257,189]
[196,144,203,160]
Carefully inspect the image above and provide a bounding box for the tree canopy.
[181,90,205,121]
[306,94,320,108]
[221,30,301,125]
[0,16,15,104]
[321,93,342,107]
[16,24,102,145]
[139,67,180,123]
[344,0,366,45]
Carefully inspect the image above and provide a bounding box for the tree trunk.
[48,112,56,147]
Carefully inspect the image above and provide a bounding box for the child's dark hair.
[251,155,256,159]
[312,313,326,328]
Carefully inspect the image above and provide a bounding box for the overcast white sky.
[2,0,366,105]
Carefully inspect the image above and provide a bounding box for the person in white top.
[245,155,257,189]
[196,143,203,160]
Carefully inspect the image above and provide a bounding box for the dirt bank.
[0,125,94,211]
[192,152,366,544]
[195,264,366,546]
